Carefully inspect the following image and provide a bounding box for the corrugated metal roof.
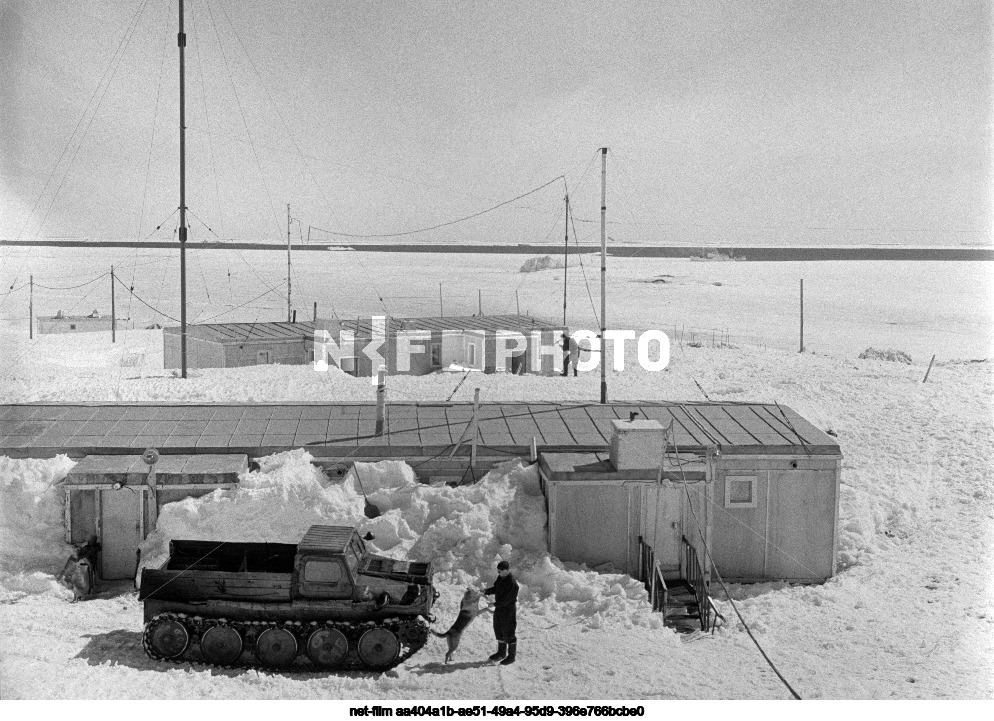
[162,316,563,344]
[163,322,316,344]
[162,315,566,344]
[0,401,841,456]
[298,525,356,553]
[342,315,564,335]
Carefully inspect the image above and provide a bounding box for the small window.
[725,476,758,508]
[430,343,441,367]
[304,560,343,584]
[69,324,77,330]
[339,356,357,374]
[467,342,477,366]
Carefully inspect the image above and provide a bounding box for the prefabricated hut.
[538,410,842,585]
[163,319,340,369]
[1,399,839,592]
[331,314,568,376]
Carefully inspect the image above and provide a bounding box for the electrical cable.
[308,176,565,240]
[203,0,284,238]
[667,428,802,700]
[33,272,110,291]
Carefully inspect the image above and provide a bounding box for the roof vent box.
[609,419,665,471]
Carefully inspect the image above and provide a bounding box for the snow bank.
[0,455,76,602]
[858,347,913,364]
[519,256,565,273]
[139,449,664,630]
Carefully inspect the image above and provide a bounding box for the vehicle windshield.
[344,538,362,575]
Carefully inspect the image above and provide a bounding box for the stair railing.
[682,536,723,633]
[637,536,668,623]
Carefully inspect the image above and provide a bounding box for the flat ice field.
[1,248,991,366]
[0,249,991,700]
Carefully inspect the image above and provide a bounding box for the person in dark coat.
[482,560,519,665]
[560,333,579,377]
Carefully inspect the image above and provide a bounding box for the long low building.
[163,314,567,376]
[0,401,842,593]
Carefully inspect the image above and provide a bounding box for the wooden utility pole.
[111,266,116,343]
[287,203,292,322]
[439,283,444,317]
[478,289,482,315]
[28,275,33,339]
[375,368,386,436]
[470,387,480,469]
[516,289,520,316]
[178,0,188,378]
[599,147,607,404]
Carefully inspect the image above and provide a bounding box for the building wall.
[324,325,563,376]
[38,317,123,334]
[711,456,839,582]
[548,481,641,575]
[163,333,227,369]
[222,338,309,368]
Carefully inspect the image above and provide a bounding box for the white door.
[101,488,142,580]
[641,484,682,572]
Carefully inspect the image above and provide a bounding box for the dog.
[57,537,100,602]
[431,587,493,663]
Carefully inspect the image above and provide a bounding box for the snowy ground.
[0,252,992,701]
[1,248,991,365]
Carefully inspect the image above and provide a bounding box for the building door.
[100,488,142,580]
[640,484,682,572]
[257,350,272,364]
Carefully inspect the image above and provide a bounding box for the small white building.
[38,309,133,335]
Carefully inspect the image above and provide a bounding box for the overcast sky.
[1,0,991,246]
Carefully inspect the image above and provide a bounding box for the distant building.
[37,309,134,335]
[328,314,569,377]
[164,314,568,375]
[162,319,340,369]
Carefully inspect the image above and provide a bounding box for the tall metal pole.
[599,147,607,404]
[111,265,116,343]
[287,203,292,322]
[799,278,805,353]
[29,275,33,340]
[178,0,188,378]
[562,194,569,326]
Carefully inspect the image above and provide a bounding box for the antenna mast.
[599,147,607,404]
[562,194,569,326]
[178,0,188,378]
[287,203,292,322]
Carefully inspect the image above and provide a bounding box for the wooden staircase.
[638,535,723,635]
[661,577,704,633]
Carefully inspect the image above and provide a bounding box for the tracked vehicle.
[139,524,436,671]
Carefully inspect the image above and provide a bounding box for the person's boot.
[499,642,516,665]
[488,642,507,662]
